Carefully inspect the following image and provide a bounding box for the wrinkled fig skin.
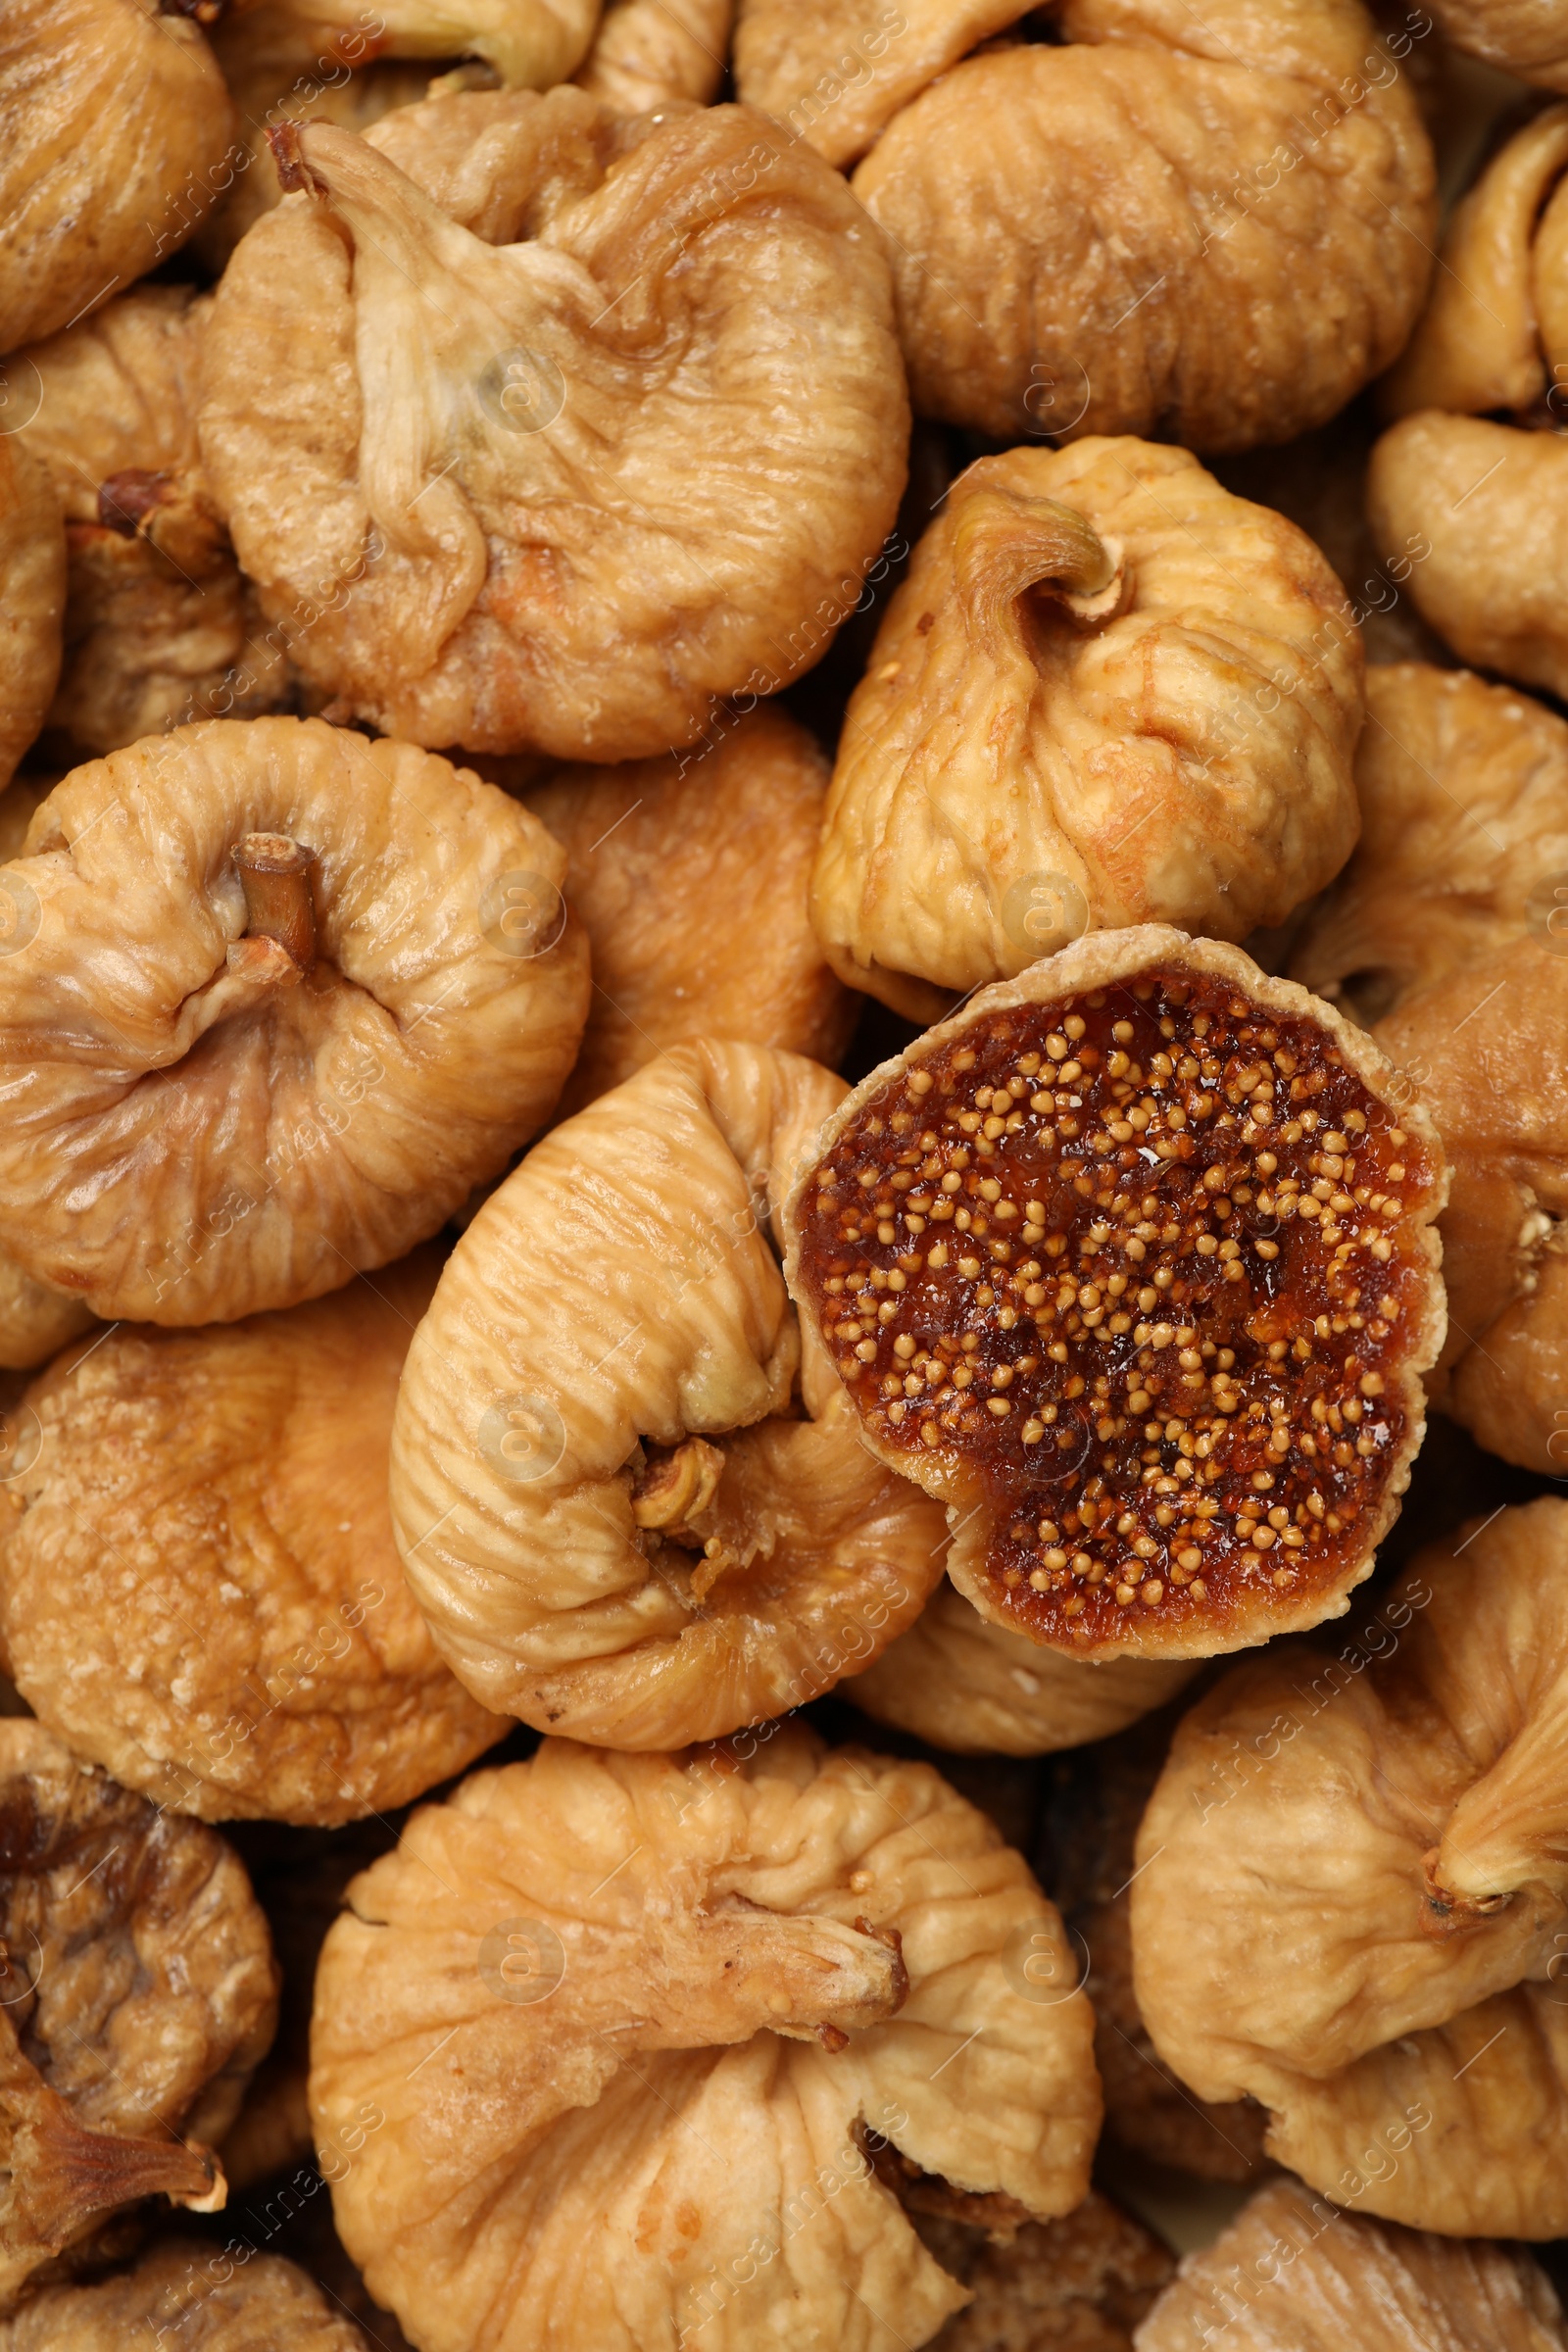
[576,0,733,108]
[811,441,1364,1018]
[1134,2176,1568,2351]
[0,2239,369,2348]
[310,1732,1101,2352]
[17,288,288,756]
[0,1723,277,2308]
[848,1578,1199,1755]
[391,1040,948,1745]
[1368,416,1568,701]
[1292,665,1568,1474]
[1425,0,1568,86]
[0,0,237,356]
[226,0,604,85]
[1132,1498,1568,2237]
[839,0,1435,449]
[917,2188,1174,2352]
[198,90,910,760]
[0,1251,508,1826]
[0,716,589,1326]
[524,708,857,1118]
[0,441,64,795]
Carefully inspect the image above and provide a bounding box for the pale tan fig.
[1292,663,1568,1474]
[785,928,1447,1664]
[0,2239,370,2347]
[1424,0,1568,88]
[309,1730,1102,2352]
[224,0,603,87]
[849,1579,1198,1754]
[524,707,856,1117]
[895,2182,1173,2352]
[811,443,1363,1019]
[198,91,908,759]
[391,1040,948,1745]
[0,440,64,796]
[731,0,1434,447]
[0,1722,277,2308]
[575,0,732,108]
[1132,1497,1568,2237]
[0,0,237,355]
[0,716,588,1326]
[16,288,288,756]
[0,1250,508,1825]
[1134,2175,1568,2350]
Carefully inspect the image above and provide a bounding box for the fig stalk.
[233,833,317,972]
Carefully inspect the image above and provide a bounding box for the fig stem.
[955,485,1126,635]
[8,2079,224,2251]
[233,835,317,972]
[1419,1844,1512,1935]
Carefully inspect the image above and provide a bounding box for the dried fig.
[896,2183,1174,2352]
[0,0,237,354]
[0,1722,277,2307]
[523,707,856,1117]
[1132,1496,1568,2236]
[0,2238,370,2346]
[225,0,603,87]
[811,442,1364,1020]
[309,1730,1102,2352]
[1423,0,1568,89]
[733,0,1436,448]
[849,1578,1198,1753]
[391,1040,948,1744]
[1134,2174,1568,2349]
[0,715,588,1325]
[198,91,908,759]
[16,288,288,756]
[0,441,64,797]
[1292,663,1568,1473]
[0,1250,507,1825]
[575,0,732,107]
[784,928,1448,1662]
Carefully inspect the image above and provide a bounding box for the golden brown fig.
[898,2184,1173,2352]
[848,1578,1198,1754]
[575,0,732,108]
[1292,663,1568,1474]
[784,928,1448,1663]
[0,440,64,795]
[0,1251,507,1825]
[0,1722,277,2308]
[0,0,237,355]
[0,716,588,1326]
[309,1730,1102,2352]
[1132,1497,1568,2237]
[762,0,1438,448]
[523,707,856,1116]
[811,442,1364,1020]
[391,1040,948,1745]
[226,0,603,86]
[0,2239,370,2347]
[1134,2175,1568,2350]
[1424,0,1568,88]
[198,91,908,760]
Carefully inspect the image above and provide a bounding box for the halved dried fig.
[0,715,588,1325]
[524,707,856,1117]
[309,1729,1101,2352]
[1135,2174,1568,2350]
[0,440,65,795]
[811,442,1363,1019]
[391,1040,948,1745]
[1131,1496,1568,2236]
[198,91,907,759]
[735,0,1436,448]
[0,1721,277,2307]
[225,0,603,87]
[0,0,237,355]
[784,928,1447,1662]
[0,1250,507,1825]
[575,0,731,108]
[0,2238,370,2346]
[1292,663,1568,1473]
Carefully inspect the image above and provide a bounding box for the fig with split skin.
[784,927,1448,1664]
[810,441,1364,1020]
[0,2238,371,2347]
[0,440,64,796]
[390,1039,950,1747]
[197,88,909,760]
[308,1729,1102,2352]
[0,715,588,1328]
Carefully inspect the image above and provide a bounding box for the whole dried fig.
[523,707,856,1116]
[1292,663,1568,1474]
[0,716,588,1326]
[391,1040,948,1744]
[0,439,64,795]
[1132,1496,1568,2237]
[0,0,237,354]
[0,1722,277,2307]
[811,442,1363,1019]
[309,1729,1102,2352]
[784,928,1448,1661]
[198,90,908,759]
[0,1250,507,1825]
[0,2238,370,2346]
[575,0,732,107]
